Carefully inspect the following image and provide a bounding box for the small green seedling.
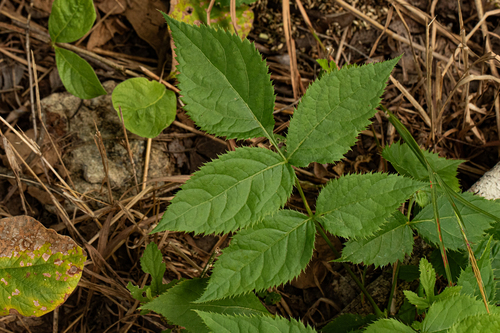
[125,14,500,332]
[0,216,86,317]
[49,0,106,99]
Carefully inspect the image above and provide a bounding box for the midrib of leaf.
[52,4,83,42]
[170,161,289,222]
[126,89,166,113]
[177,28,279,150]
[56,48,98,86]
[287,72,378,163]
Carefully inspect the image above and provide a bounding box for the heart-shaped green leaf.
[55,47,107,100]
[0,216,86,317]
[49,0,96,43]
[112,78,177,138]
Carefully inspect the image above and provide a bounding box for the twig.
[25,0,36,141]
[206,0,217,26]
[119,107,139,192]
[142,138,152,192]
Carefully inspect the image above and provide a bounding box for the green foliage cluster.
[124,14,500,333]
[46,0,500,331]
[48,0,177,138]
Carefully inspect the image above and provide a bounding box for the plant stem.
[293,176,384,318]
[294,177,314,217]
[387,260,400,314]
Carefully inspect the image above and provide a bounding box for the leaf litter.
[0,0,500,330]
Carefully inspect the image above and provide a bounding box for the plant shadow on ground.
[0,0,500,331]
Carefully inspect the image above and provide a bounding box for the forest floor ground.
[0,0,499,331]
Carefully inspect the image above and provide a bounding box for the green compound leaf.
[170,0,254,38]
[163,14,275,140]
[458,237,497,302]
[338,211,413,267]
[55,47,107,99]
[421,294,495,332]
[112,78,176,138]
[364,319,415,333]
[412,192,500,251]
[382,141,464,192]
[315,173,426,238]
[0,216,86,317]
[49,0,96,43]
[449,313,500,333]
[286,57,399,167]
[153,147,294,235]
[196,311,317,333]
[141,278,269,333]
[198,210,315,302]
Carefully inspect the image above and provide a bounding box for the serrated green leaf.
[55,47,107,99]
[170,1,254,38]
[140,243,168,296]
[419,257,436,299]
[315,173,426,238]
[338,211,413,267]
[435,286,462,301]
[112,78,176,138]
[403,290,429,309]
[364,319,415,333]
[163,14,275,140]
[448,313,500,333]
[196,311,317,333]
[153,147,293,235]
[382,141,464,192]
[286,57,399,167]
[127,282,150,303]
[0,216,86,317]
[430,249,468,281]
[475,238,500,303]
[458,237,497,302]
[197,210,315,302]
[48,0,96,43]
[421,295,492,332]
[141,278,269,333]
[320,313,377,333]
[412,192,500,251]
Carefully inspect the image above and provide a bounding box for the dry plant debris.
[0,0,499,331]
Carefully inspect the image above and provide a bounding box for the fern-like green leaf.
[421,295,495,332]
[141,278,269,333]
[286,57,399,167]
[382,141,464,192]
[196,312,317,333]
[153,147,294,235]
[338,211,413,267]
[364,319,415,333]
[458,237,497,302]
[197,210,315,302]
[163,14,275,140]
[412,192,500,250]
[315,173,426,238]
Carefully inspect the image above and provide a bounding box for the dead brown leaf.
[87,17,128,50]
